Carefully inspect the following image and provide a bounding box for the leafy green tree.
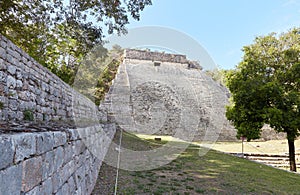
[0,0,152,83]
[93,45,124,105]
[73,44,123,105]
[226,28,300,172]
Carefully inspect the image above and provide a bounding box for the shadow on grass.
[93,131,300,195]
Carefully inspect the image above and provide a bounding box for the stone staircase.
[232,153,300,170]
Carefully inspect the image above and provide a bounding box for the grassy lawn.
[93,132,300,194]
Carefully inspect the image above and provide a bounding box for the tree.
[226,28,300,172]
[72,44,124,105]
[0,0,152,83]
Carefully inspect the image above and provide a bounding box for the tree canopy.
[226,28,300,171]
[0,0,152,83]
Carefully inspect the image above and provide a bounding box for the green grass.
[23,109,34,121]
[95,132,300,194]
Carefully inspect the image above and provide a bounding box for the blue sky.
[124,0,300,69]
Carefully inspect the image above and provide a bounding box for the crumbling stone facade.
[124,49,202,69]
[117,57,236,141]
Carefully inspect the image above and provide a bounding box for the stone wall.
[0,35,97,122]
[0,123,116,194]
[0,35,116,194]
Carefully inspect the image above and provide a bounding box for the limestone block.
[12,133,36,163]
[51,171,62,193]
[66,129,80,141]
[8,99,18,111]
[0,164,22,195]
[25,185,40,195]
[73,140,85,156]
[63,143,75,164]
[0,47,6,60]
[22,156,43,192]
[7,75,16,89]
[16,79,23,89]
[53,146,64,171]
[67,176,76,194]
[53,131,67,147]
[73,164,85,188]
[7,65,16,75]
[56,182,70,195]
[0,136,14,170]
[60,160,75,186]
[40,177,53,195]
[36,132,54,155]
[0,58,6,70]
[0,71,7,82]
[42,150,54,180]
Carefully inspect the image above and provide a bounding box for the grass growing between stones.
[93,132,300,194]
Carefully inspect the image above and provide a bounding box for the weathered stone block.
[68,176,76,194]
[0,136,14,170]
[22,156,43,192]
[53,146,64,171]
[74,153,85,170]
[36,113,43,121]
[40,177,53,195]
[73,165,85,190]
[0,164,22,195]
[8,109,18,119]
[16,111,23,120]
[16,79,23,89]
[7,65,16,75]
[12,133,36,163]
[42,151,54,180]
[36,132,54,155]
[51,171,62,193]
[56,182,70,195]
[53,131,67,147]
[7,54,18,66]
[56,161,73,190]
[0,71,6,83]
[0,58,6,70]
[63,143,75,164]
[16,69,22,79]
[7,75,16,89]
[25,185,40,195]
[8,99,18,111]
[66,129,80,141]
[73,140,85,156]
[0,47,6,60]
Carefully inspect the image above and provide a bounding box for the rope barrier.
[114,129,123,195]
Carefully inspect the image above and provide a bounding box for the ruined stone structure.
[0,35,116,194]
[125,49,202,69]
[118,49,285,141]
[0,36,285,194]
[111,49,237,141]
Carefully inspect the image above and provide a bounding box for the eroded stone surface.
[0,164,22,195]
[0,136,14,170]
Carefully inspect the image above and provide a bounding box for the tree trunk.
[288,139,297,172]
